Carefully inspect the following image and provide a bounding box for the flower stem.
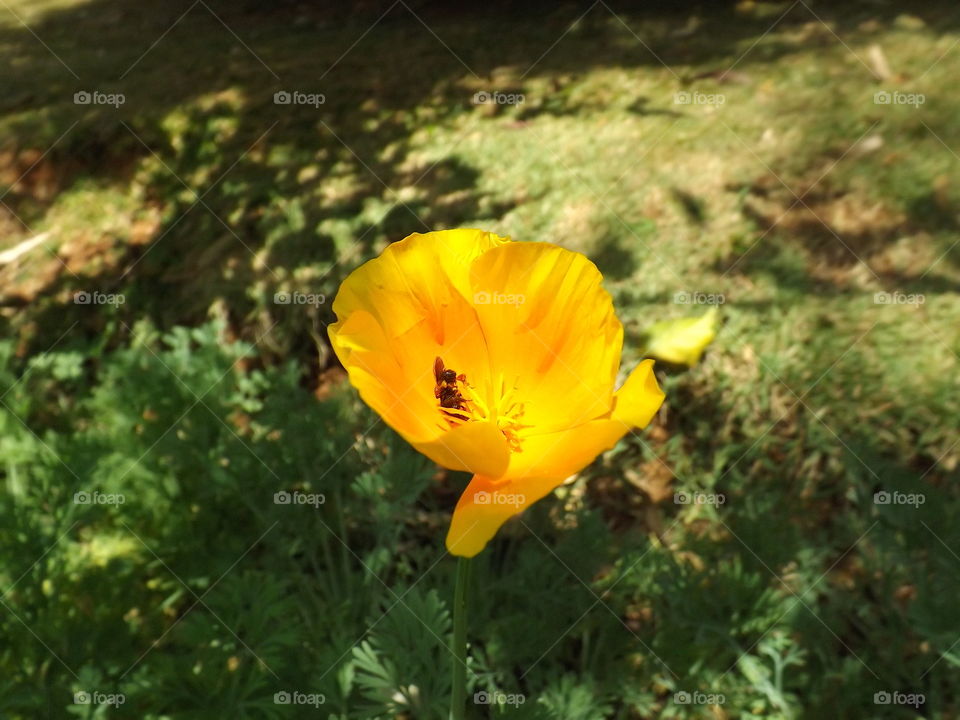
[450,555,471,720]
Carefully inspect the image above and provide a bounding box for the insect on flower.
[434,356,469,421]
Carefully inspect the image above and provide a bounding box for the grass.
[0,0,959,718]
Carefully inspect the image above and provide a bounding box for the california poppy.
[328,229,665,557]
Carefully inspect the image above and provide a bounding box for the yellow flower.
[328,229,665,557]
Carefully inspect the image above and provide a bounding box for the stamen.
[432,362,531,452]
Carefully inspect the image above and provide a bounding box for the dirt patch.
[743,181,905,267]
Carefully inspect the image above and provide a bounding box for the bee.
[433,356,468,419]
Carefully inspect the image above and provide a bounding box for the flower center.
[492,374,530,453]
[433,360,530,453]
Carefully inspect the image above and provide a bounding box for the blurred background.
[1,0,958,717]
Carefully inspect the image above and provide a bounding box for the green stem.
[450,555,471,720]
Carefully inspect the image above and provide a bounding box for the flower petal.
[445,474,566,557]
[446,361,664,557]
[332,229,509,332]
[331,310,510,476]
[611,358,664,428]
[501,360,664,480]
[468,242,623,433]
[413,419,511,478]
[328,230,514,475]
[643,307,719,367]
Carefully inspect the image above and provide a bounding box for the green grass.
[1,1,959,718]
